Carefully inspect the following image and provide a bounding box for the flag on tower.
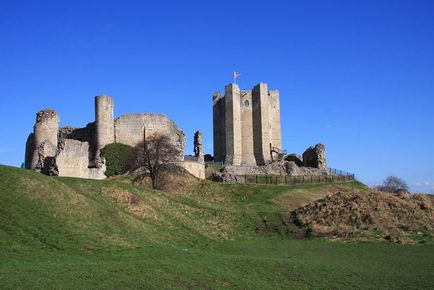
[233,71,240,83]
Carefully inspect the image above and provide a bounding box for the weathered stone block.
[302,143,327,169]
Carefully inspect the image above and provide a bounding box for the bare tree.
[136,134,181,190]
[376,176,409,193]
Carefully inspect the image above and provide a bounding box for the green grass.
[0,165,433,289]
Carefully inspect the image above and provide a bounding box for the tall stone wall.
[224,84,242,165]
[54,139,105,179]
[30,109,59,171]
[95,95,114,166]
[24,133,34,169]
[115,113,185,161]
[240,90,256,165]
[252,83,271,165]
[269,89,282,158]
[59,122,96,166]
[56,139,90,178]
[213,92,226,162]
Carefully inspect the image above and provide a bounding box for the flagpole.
[233,72,236,84]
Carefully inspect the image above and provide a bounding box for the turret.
[95,95,114,167]
[30,109,59,170]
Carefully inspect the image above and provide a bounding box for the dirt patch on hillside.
[131,164,201,193]
[101,186,160,223]
[285,190,434,244]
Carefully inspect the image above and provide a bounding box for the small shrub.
[102,143,134,177]
[376,176,409,193]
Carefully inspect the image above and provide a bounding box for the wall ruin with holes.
[25,95,186,179]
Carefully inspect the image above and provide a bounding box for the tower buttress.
[252,83,271,165]
[224,84,242,165]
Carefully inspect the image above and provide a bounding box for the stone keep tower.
[95,95,115,167]
[28,109,59,170]
[213,82,281,166]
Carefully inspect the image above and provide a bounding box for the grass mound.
[1,165,433,289]
[289,190,434,243]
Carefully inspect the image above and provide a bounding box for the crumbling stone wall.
[302,143,327,170]
[194,130,204,160]
[115,113,185,161]
[26,109,59,171]
[55,139,91,178]
[26,96,186,180]
[55,139,105,179]
[59,122,96,166]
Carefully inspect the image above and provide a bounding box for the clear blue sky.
[0,0,433,192]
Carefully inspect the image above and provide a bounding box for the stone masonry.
[302,143,327,170]
[213,82,282,166]
[25,95,193,179]
[194,130,204,161]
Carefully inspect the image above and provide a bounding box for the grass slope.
[0,165,433,289]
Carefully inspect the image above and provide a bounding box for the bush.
[101,143,134,177]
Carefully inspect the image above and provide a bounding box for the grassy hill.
[1,165,433,289]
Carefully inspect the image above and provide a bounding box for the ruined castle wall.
[213,92,226,162]
[224,84,242,165]
[24,133,34,169]
[31,109,59,170]
[56,139,90,178]
[95,95,114,159]
[252,83,271,165]
[240,90,256,165]
[115,113,185,160]
[177,161,206,180]
[269,90,282,154]
[55,139,106,179]
[59,122,96,166]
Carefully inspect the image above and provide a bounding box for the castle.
[213,83,282,166]
[25,95,205,179]
[25,81,328,181]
